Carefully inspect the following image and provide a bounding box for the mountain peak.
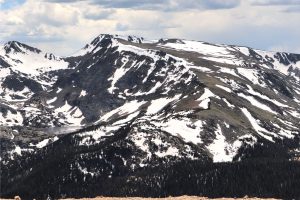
[71,34,157,57]
[4,40,41,54]
[94,34,146,44]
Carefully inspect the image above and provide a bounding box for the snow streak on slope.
[99,100,146,122]
[238,93,277,114]
[241,108,276,142]
[146,95,180,115]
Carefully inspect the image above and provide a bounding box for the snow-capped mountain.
[1,34,300,199]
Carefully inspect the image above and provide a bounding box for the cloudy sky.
[0,0,299,55]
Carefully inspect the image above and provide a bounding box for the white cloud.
[0,0,299,55]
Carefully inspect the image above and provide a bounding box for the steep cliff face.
[1,34,300,199]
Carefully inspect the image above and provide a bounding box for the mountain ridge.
[1,34,300,199]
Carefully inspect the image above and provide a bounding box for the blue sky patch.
[0,0,26,10]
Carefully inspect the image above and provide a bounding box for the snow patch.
[100,100,146,122]
[33,136,59,148]
[198,88,217,109]
[146,95,180,115]
[79,90,87,97]
[157,118,204,144]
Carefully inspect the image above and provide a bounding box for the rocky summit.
[0,34,300,199]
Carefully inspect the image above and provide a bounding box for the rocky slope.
[0,34,300,199]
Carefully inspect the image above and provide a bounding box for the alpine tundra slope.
[0,34,300,199]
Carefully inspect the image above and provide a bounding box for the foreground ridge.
[0,195,280,200]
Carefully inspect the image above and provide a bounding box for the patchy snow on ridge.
[0,110,23,126]
[161,40,230,56]
[255,50,299,75]
[0,43,68,76]
[78,125,120,146]
[161,40,244,66]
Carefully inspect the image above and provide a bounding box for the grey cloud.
[250,0,300,6]
[116,17,179,32]
[44,0,241,10]
[43,0,87,3]
[283,5,300,12]
[115,23,129,31]
[39,16,78,27]
[194,0,241,9]
[90,0,165,9]
[2,32,64,44]
[84,9,115,20]
[91,0,241,10]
